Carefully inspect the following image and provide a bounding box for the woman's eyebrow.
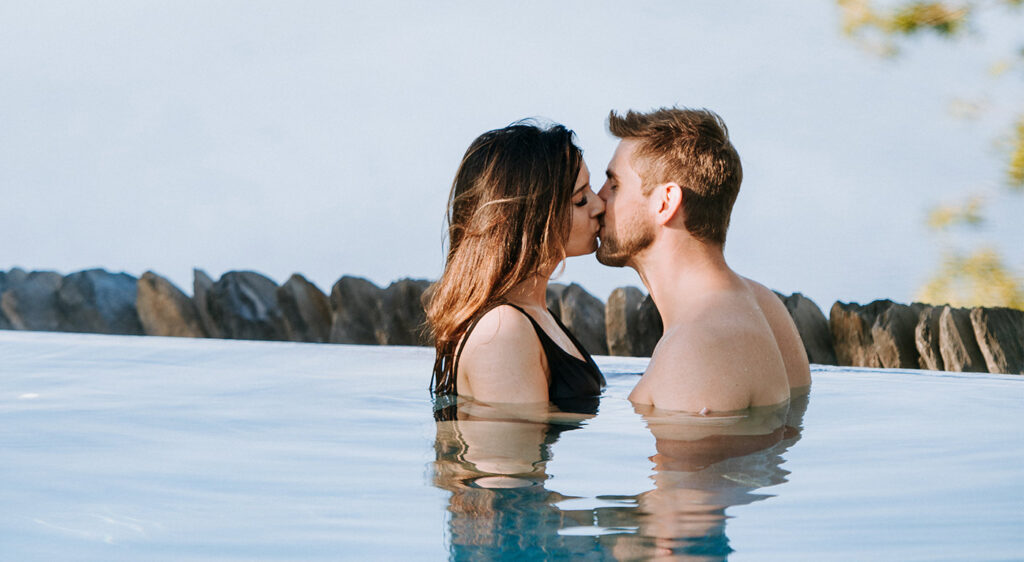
[573,183,589,194]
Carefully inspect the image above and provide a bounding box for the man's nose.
[590,191,605,216]
[597,182,609,201]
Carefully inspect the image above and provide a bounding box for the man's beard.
[596,215,654,268]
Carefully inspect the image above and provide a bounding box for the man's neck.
[631,236,733,327]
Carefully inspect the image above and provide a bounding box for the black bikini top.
[450,302,605,414]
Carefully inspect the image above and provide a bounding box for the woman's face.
[564,161,605,257]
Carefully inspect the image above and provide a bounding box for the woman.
[427,121,606,408]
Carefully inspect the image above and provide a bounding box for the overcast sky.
[2,1,1021,310]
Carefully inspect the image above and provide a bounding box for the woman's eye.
[574,196,588,207]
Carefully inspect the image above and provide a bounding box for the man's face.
[596,139,655,267]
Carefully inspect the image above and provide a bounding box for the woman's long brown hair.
[428,122,582,394]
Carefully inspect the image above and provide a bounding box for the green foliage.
[917,248,1024,309]
[1010,116,1024,189]
[927,195,985,229]
[838,0,971,54]
[837,0,1023,309]
[887,2,969,35]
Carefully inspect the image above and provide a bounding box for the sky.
[2,1,1021,311]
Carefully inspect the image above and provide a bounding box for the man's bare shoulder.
[633,323,779,413]
[742,278,812,389]
[630,283,792,413]
[742,279,786,313]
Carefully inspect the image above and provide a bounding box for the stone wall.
[2,267,1021,375]
[828,300,1023,375]
[0,267,434,347]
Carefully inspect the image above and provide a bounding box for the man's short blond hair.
[608,107,742,245]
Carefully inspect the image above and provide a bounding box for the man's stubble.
[595,207,655,268]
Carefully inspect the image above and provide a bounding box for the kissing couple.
[427,107,811,416]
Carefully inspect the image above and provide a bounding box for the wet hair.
[608,107,742,245]
[427,121,582,394]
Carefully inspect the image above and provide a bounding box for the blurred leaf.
[926,195,986,229]
[836,0,1022,307]
[917,248,1024,309]
[988,59,1012,76]
[948,96,988,119]
[1009,116,1024,189]
[840,0,971,38]
[838,0,877,35]
[887,2,970,35]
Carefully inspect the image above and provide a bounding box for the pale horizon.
[3,1,1021,310]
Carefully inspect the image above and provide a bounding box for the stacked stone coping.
[1,267,1021,375]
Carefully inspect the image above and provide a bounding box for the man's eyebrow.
[605,169,617,179]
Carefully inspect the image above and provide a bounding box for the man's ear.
[652,182,683,226]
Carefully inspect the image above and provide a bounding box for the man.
[596,107,811,413]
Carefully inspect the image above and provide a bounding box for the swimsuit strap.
[452,301,590,388]
[501,302,587,361]
[500,302,547,338]
[548,306,597,366]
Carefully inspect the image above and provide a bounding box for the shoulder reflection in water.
[431,391,809,561]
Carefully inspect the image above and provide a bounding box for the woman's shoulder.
[457,304,549,402]
[462,304,539,352]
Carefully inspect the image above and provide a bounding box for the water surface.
[1,331,1021,560]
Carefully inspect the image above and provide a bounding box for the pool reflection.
[431,393,808,561]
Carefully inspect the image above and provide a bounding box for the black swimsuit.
[444,302,605,414]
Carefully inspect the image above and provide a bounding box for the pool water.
[1,331,1022,561]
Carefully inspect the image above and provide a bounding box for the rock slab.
[872,301,924,369]
[606,287,644,357]
[0,270,11,330]
[137,271,206,338]
[778,292,837,365]
[938,306,987,373]
[57,269,144,335]
[277,274,332,343]
[1,269,63,332]
[605,286,660,357]
[635,295,663,357]
[559,283,608,356]
[377,279,432,346]
[193,269,222,339]
[914,306,944,371]
[329,276,383,345]
[970,307,1024,375]
[830,300,922,368]
[206,271,285,341]
[830,301,877,367]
